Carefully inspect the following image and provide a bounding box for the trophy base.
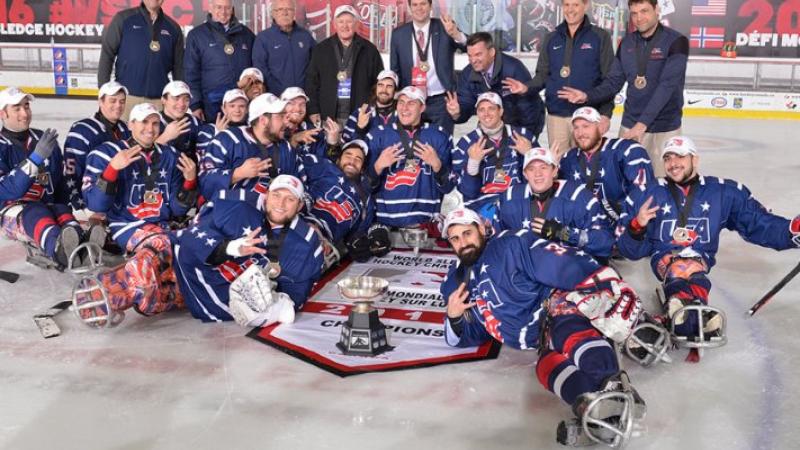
[336,340,394,357]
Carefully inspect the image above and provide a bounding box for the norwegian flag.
[691,0,726,16]
[128,191,164,219]
[480,173,512,194]
[690,27,725,49]
[384,165,420,190]
[314,198,355,223]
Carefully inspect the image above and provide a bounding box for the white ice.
[0,98,799,450]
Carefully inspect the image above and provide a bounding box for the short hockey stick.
[747,260,800,317]
[0,270,19,283]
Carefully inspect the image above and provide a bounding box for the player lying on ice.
[72,174,323,329]
[440,207,646,448]
[618,136,800,364]
[0,87,105,271]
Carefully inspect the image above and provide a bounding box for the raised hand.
[635,196,660,227]
[32,128,58,161]
[227,227,266,257]
[176,152,197,181]
[109,144,143,170]
[467,136,491,161]
[215,113,230,132]
[158,117,190,143]
[413,142,442,173]
[557,86,588,104]
[374,143,403,174]
[502,77,528,95]
[441,14,462,40]
[232,157,272,184]
[510,131,533,155]
[446,283,476,319]
[290,128,320,147]
[445,91,460,119]
[323,117,342,145]
[356,103,371,129]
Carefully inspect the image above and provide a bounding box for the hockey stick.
[33,300,72,338]
[747,260,800,317]
[0,270,19,283]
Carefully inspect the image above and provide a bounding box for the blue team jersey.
[366,122,454,227]
[63,115,130,208]
[174,198,323,322]
[0,128,67,206]
[198,125,306,203]
[558,137,652,222]
[343,106,396,142]
[618,175,798,275]
[495,179,614,258]
[303,154,375,243]
[440,229,604,349]
[452,124,538,210]
[82,139,192,246]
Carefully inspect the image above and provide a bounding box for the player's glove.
[791,215,800,247]
[31,128,58,165]
[345,234,372,262]
[540,219,570,242]
[368,224,391,257]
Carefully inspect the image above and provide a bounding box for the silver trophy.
[401,227,429,258]
[336,276,393,356]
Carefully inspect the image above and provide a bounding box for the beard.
[456,234,485,267]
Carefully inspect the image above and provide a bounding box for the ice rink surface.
[1,98,799,450]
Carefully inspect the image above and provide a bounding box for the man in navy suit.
[390,0,466,135]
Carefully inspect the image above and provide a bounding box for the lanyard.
[636,26,662,78]
[129,139,161,192]
[206,22,234,56]
[397,126,419,163]
[483,128,510,176]
[666,178,699,228]
[266,224,290,261]
[530,183,556,220]
[333,39,354,75]
[413,27,432,63]
[578,142,604,192]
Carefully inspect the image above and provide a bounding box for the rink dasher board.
[247,250,501,377]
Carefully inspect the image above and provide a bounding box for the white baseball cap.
[98,81,128,99]
[342,139,369,156]
[269,174,305,199]
[475,92,502,108]
[571,106,602,123]
[248,93,287,122]
[662,136,698,157]
[239,67,264,83]
[129,103,160,122]
[442,207,482,239]
[396,86,426,104]
[222,88,248,105]
[0,87,34,109]
[376,69,399,86]
[334,5,358,18]
[162,80,191,98]
[523,147,557,168]
[280,87,309,102]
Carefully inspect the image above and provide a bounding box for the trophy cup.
[336,276,393,356]
[401,227,429,258]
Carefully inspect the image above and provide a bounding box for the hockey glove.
[567,280,641,343]
[346,234,372,262]
[791,215,800,247]
[368,224,392,257]
[540,219,570,242]
[30,128,58,165]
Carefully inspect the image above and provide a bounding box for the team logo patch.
[385,165,420,190]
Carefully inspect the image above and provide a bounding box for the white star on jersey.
[522,218,531,229]
[242,226,253,236]
[205,237,217,247]
[132,169,139,179]
[573,170,581,180]
[701,201,710,212]
[662,203,672,215]
[480,263,489,273]
[159,169,167,179]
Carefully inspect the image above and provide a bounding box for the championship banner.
[248,250,501,377]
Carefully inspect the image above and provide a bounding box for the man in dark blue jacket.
[446,32,544,137]
[184,0,255,123]
[390,0,466,134]
[558,0,688,177]
[503,0,614,153]
[253,0,316,96]
[98,0,184,120]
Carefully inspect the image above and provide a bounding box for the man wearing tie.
[390,0,466,134]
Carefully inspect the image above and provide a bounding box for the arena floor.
[0,98,798,449]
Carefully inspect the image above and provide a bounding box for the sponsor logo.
[733,97,743,109]
[687,99,702,105]
[614,94,625,105]
[711,96,727,108]
[580,43,593,50]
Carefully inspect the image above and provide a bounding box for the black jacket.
[305,34,383,121]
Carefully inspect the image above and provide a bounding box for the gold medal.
[337,71,347,81]
[404,159,418,171]
[224,43,235,55]
[37,172,50,186]
[419,61,430,73]
[559,66,570,78]
[149,40,160,52]
[634,76,647,90]
[143,190,157,204]
[493,169,507,182]
[268,261,281,279]
[672,227,689,243]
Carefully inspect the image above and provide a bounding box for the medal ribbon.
[636,25,662,79]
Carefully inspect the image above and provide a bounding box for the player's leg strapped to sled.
[624,249,727,365]
[537,273,646,448]
[72,224,183,328]
[0,202,106,271]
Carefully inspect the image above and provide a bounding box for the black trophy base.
[337,309,394,356]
